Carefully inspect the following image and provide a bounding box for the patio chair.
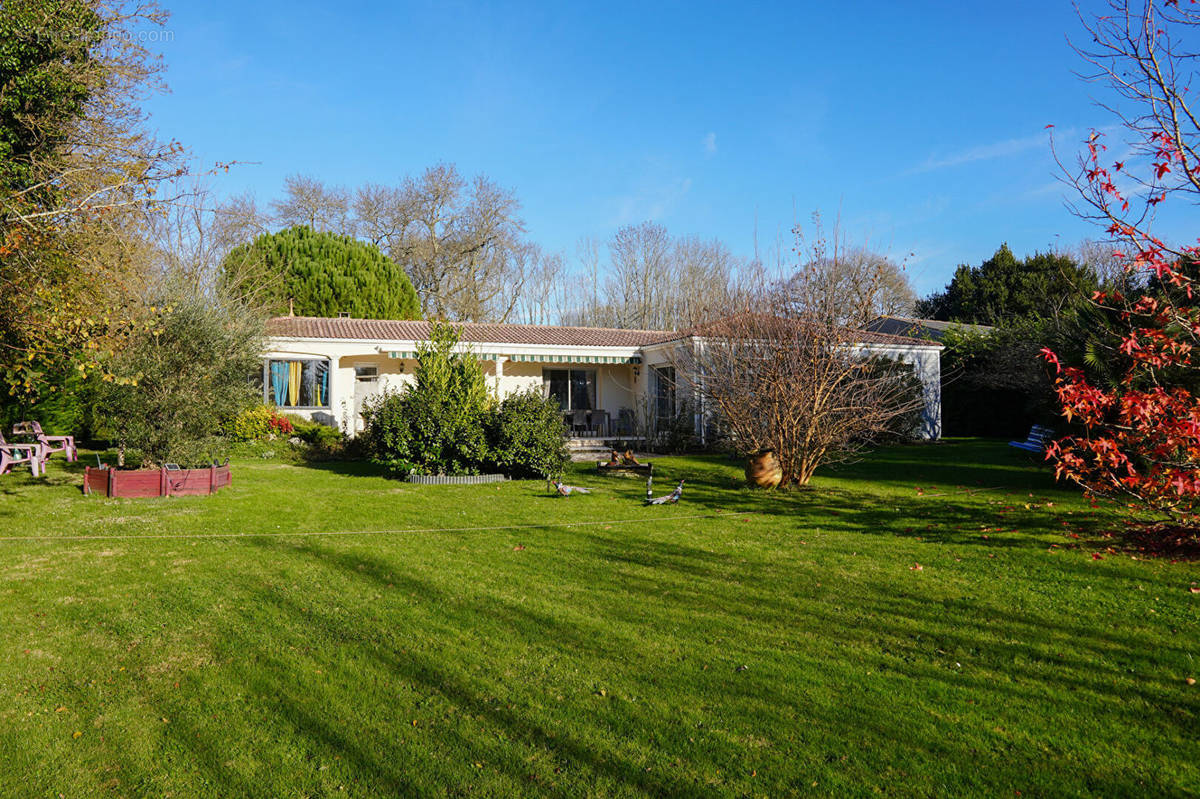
[0,431,44,477]
[589,410,610,437]
[570,410,590,435]
[1009,424,1055,455]
[13,421,77,462]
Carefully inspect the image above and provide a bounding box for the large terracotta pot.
[745,449,782,488]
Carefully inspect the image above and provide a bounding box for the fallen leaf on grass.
[1092,553,1104,560]
[512,545,525,551]
[910,563,924,571]
[72,731,82,739]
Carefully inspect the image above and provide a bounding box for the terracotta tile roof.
[265,316,677,348]
[667,313,942,348]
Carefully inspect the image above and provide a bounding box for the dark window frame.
[542,368,597,411]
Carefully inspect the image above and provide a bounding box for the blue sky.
[142,0,1175,296]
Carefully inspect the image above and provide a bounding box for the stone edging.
[405,473,507,485]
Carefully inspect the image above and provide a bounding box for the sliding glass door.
[543,369,596,410]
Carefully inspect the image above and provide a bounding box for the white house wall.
[264,334,941,440]
[641,339,943,441]
[852,344,943,439]
[264,337,651,434]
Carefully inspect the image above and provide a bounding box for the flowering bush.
[268,414,294,435]
[231,405,295,441]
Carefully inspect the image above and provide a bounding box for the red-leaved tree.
[1044,0,1200,528]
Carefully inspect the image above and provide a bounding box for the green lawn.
[0,440,1196,797]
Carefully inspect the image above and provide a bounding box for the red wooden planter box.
[83,465,232,498]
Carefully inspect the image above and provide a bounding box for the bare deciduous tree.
[1073,238,1137,291]
[671,219,925,486]
[510,246,567,326]
[352,182,411,248]
[776,214,915,328]
[563,223,756,330]
[676,306,925,486]
[253,165,534,322]
[329,164,526,321]
[146,182,269,291]
[271,174,352,234]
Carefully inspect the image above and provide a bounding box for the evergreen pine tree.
[220,226,421,319]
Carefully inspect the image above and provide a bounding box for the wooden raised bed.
[83,464,232,498]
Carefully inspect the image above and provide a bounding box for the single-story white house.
[262,315,944,441]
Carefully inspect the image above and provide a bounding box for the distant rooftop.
[865,315,994,342]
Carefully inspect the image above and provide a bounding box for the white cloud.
[912,131,1057,173]
[702,132,717,157]
[612,177,693,226]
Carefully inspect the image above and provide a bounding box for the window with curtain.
[265,359,330,408]
[543,369,596,410]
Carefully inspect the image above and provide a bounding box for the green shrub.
[360,322,492,475]
[485,389,569,479]
[360,323,568,478]
[90,287,264,467]
[231,405,301,441]
[375,457,422,478]
[0,369,88,438]
[940,324,1058,438]
[230,405,274,441]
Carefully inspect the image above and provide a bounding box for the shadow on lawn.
[43,525,1192,796]
[208,538,717,797]
[817,439,1059,491]
[171,536,1186,795]
[0,457,85,497]
[600,445,1117,555]
[29,441,1188,795]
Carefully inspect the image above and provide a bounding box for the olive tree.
[91,288,265,466]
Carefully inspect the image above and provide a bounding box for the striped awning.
[387,351,499,360]
[508,354,640,364]
[387,351,639,364]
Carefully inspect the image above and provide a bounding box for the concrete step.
[567,438,608,448]
[567,437,647,448]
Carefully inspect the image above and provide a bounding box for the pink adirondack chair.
[0,431,44,477]
[13,421,76,462]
